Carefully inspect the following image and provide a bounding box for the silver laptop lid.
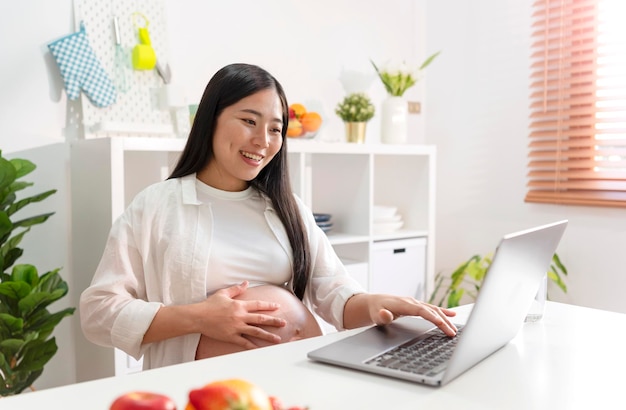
[441,219,568,384]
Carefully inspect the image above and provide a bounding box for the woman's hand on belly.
[196,284,323,359]
[193,281,287,351]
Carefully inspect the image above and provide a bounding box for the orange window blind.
[527,0,626,207]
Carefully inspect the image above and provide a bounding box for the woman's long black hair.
[169,63,311,300]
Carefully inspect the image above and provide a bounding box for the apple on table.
[110,391,177,410]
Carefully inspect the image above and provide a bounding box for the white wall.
[425,0,626,313]
[163,0,430,144]
[0,2,71,153]
[2,0,625,393]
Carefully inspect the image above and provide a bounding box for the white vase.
[381,96,408,144]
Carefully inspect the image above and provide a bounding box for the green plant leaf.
[21,369,44,395]
[370,60,394,95]
[1,247,23,272]
[36,269,66,295]
[450,255,479,289]
[552,253,568,275]
[15,292,47,317]
[448,289,464,308]
[0,211,11,240]
[14,337,57,373]
[9,158,36,180]
[3,368,44,396]
[466,259,484,281]
[419,51,442,70]
[10,264,39,287]
[0,339,24,356]
[7,181,33,194]
[7,190,56,217]
[10,212,54,229]
[0,351,11,377]
[18,292,59,318]
[26,308,74,340]
[0,313,24,333]
[1,228,28,259]
[0,281,31,300]
[0,157,17,194]
[0,191,16,212]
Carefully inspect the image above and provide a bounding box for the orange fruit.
[286,119,303,137]
[289,103,307,119]
[301,112,322,133]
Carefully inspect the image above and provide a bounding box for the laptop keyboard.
[366,326,464,377]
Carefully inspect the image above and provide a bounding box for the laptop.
[308,220,568,386]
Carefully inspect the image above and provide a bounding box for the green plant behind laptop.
[429,253,567,308]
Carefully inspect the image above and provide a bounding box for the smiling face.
[197,88,284,191]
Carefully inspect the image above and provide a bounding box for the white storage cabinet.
[370,237,427,299]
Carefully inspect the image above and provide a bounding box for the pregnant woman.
[79,63,457,371]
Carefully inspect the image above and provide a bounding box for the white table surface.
[3,301,625,410]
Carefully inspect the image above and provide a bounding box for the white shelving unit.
[70,136,436,380]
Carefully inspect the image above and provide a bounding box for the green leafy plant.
[371,51,441,97]
[428,253,567,308]
[335,92,376,122]
[0,151,75,396]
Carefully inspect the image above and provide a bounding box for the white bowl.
[374,214,402,224]
[373,205,397,219]
[373,220,404,234]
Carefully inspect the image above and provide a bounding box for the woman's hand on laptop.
[343,293,458,337]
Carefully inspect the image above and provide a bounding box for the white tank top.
[195,180,292,294]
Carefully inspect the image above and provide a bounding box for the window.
[527,0,626,207]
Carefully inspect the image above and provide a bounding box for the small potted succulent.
[335,92,375,143]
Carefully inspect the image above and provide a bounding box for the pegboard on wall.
[73,0,177,138]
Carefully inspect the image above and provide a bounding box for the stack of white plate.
[373,205,404,234]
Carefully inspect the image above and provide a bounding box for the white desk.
[4,302,625,409]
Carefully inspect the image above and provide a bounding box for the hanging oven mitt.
[47,21,117,108]
[131,12,157,70]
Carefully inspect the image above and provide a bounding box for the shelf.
[373,229,429,242]
[325,233,370,245]
[287,139,436,155]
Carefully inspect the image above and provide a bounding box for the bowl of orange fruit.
[287,103,322,139]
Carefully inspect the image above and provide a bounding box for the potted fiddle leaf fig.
[0,151,75,396]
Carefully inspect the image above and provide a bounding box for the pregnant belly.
[195,284,323,359]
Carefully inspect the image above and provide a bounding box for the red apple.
[110,391,177,410]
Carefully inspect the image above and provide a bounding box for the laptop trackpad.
[312,317,437,361]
